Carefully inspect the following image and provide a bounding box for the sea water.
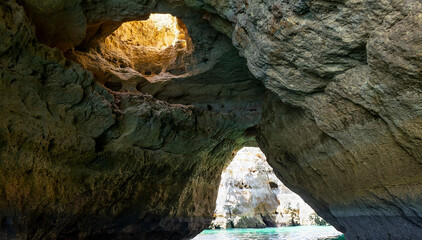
[192,226,344,240]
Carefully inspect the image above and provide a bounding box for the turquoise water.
[193,226,344,240]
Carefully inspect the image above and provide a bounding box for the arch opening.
[67,11,266,118]
[103,14,192,79]
[68,13,197,92]
[196,147,342,239]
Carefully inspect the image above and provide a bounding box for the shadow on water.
[192,226,344,240]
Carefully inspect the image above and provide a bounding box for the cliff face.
[210,147,323,229]
[211,147,280,229]
[1,0,422,239]
[190,1,422,239]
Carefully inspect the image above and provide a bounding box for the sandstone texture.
[0,0,422,239]
[185,0,422,239]
[210,147,324,229]
[0,1,263,239]
[100,14,191,78]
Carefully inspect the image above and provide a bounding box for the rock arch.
[0,0,422,239]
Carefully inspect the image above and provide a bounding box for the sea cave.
[0,0,421,240]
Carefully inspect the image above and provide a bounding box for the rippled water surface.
[192,226,344,240]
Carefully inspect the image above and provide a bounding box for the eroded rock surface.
[0,1,263,239]
[1,0,422,239]
[210,147,323,229]
[100,14,192,78]
[185,0,422,239]
[67,3,265,120]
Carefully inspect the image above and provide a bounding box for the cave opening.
[193,147,342,239]
[69,13,195,92]
[68,10,266,115]
[103,13,192,78]
[2,1,421,239]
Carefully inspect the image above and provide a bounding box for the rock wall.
[0,1,263,239]
[0,0,422,239]
[188,0,422,239]
[210,147,324,229]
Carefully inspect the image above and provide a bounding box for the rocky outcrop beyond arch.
[210,147,323,229]
[1,0,421,239]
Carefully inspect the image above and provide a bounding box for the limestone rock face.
[210,148,280,229]
[210,147,322,229]
[1,0,422,239]
[188,0,422,239]
[0,1,263,239]
[100,14,192,77]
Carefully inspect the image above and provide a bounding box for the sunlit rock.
[102,14,191,78]
[210,147,326,229]
[0,2,262,239]
[1,0,422,239]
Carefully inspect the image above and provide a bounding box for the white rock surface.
[210,147,326,229]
